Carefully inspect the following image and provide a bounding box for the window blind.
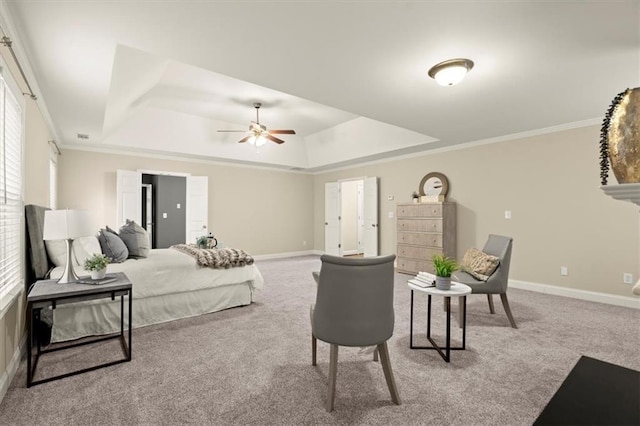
[0,75,23,298]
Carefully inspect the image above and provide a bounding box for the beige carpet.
[1,255,638,425]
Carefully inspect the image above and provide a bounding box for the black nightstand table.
[26,272,132,387]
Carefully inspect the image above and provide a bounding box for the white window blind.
[0,75,23,300]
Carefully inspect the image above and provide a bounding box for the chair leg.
[500,293,518,329]
[487,294,495,314]
[326,344,339,412]
[376,342,401,405]
[373,347,379,362]
[312,335,317,366]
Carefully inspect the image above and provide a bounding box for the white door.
[116,169,141,226]
[324,181,341,256]
[357,180,364,254]
[186,176,208,244]
[363,176,378,257]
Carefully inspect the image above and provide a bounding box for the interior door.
[186,176,208,244]
[116,169,141,226]
[357,180,364,254]
[324,181,341,256]
[363,176,379,257]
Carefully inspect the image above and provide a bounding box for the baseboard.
[0,333,26,404]
[252,250,320,261]
[510,280,640,309]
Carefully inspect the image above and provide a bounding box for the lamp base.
[57,239,80,284]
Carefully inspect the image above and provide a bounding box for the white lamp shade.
[433,65,469,86]
[43,209,93,240]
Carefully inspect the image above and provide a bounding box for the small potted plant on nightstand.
[84,253,111,280]
[433,254,458,290]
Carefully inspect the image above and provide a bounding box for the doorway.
[141,174,187,249]
[324,176,378,257]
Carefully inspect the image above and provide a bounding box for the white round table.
[407,281,471,362]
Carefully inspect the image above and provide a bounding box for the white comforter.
[51,248,264,298]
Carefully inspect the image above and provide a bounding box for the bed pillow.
[45,239,72,266]
[97,229,129,263]
[72,236,103,266]
[460,248,500,281]
[119,220,150,259]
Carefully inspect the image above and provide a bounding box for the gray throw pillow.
[97,229,128,263]
[119,219,150,259]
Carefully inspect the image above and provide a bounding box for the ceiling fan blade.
[238,135,252,143]
[265,134,285,144]
[268,130,296,135]
[218,130,247,132]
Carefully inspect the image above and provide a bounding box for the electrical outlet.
[388,211,394,219]
[623,273,633,284]
[387,195,394,201]
[505,210,512,219]
[302,240,307,247]
[560,266,568,276]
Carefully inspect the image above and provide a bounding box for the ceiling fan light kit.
[428,58,474,86]
[218,102,296,147]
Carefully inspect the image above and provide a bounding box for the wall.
[314,125,639,298]
[0,45,53,397]
[58,149,315,255]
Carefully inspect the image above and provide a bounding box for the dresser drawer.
[396,257,434,275]
[397,219,443,233]
[397,245,442,260]
[397,203,442,218]
[397,232,443,247]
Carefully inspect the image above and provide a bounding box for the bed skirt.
[51,282,254,342]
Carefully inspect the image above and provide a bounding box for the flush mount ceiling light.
[428,58,474,86]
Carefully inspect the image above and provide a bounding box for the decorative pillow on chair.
[119,220,150,259]
[97,229,129,263]
[72,236,103,265]
[460,248,500,281]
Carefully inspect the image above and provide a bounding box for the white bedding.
[49,248,264,342]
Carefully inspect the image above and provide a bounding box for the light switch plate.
[162,213,168,219]
[176,203,181,209]
[505,210,512,219]
[388,211,394,219]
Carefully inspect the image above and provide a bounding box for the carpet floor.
[1,255,639,425]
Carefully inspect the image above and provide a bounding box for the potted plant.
[84,253,111,280]
[433,254,458,290]
[411,191,420,203]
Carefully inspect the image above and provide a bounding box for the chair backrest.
[483,234,513,293]
[312,254,396,347]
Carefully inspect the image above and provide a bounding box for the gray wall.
[153,175,186,248]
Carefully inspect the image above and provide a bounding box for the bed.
[25,204,264,342]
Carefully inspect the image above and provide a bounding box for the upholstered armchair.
[453,235,517,328]
[310,254,401,411]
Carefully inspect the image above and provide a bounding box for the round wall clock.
[419,172,449,200]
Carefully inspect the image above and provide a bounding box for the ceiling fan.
[217,102,296,145]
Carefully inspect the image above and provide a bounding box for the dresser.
[396,202,456,275]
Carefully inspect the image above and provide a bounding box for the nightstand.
[26,272,132,387]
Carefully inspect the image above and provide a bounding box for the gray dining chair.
[453,235,517,328]
[311,254,401,412]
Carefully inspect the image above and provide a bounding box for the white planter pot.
[90,268,106,280]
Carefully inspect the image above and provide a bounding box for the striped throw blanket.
[171,244,254,269]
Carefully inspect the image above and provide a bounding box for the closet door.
[186,176,208,244]
[362,176,379,257]
[116,169,141,226]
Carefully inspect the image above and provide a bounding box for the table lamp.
[43,209,92,283]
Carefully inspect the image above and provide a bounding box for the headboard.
[25,204,52,283]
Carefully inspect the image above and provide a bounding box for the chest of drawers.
[396,202,456,275]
